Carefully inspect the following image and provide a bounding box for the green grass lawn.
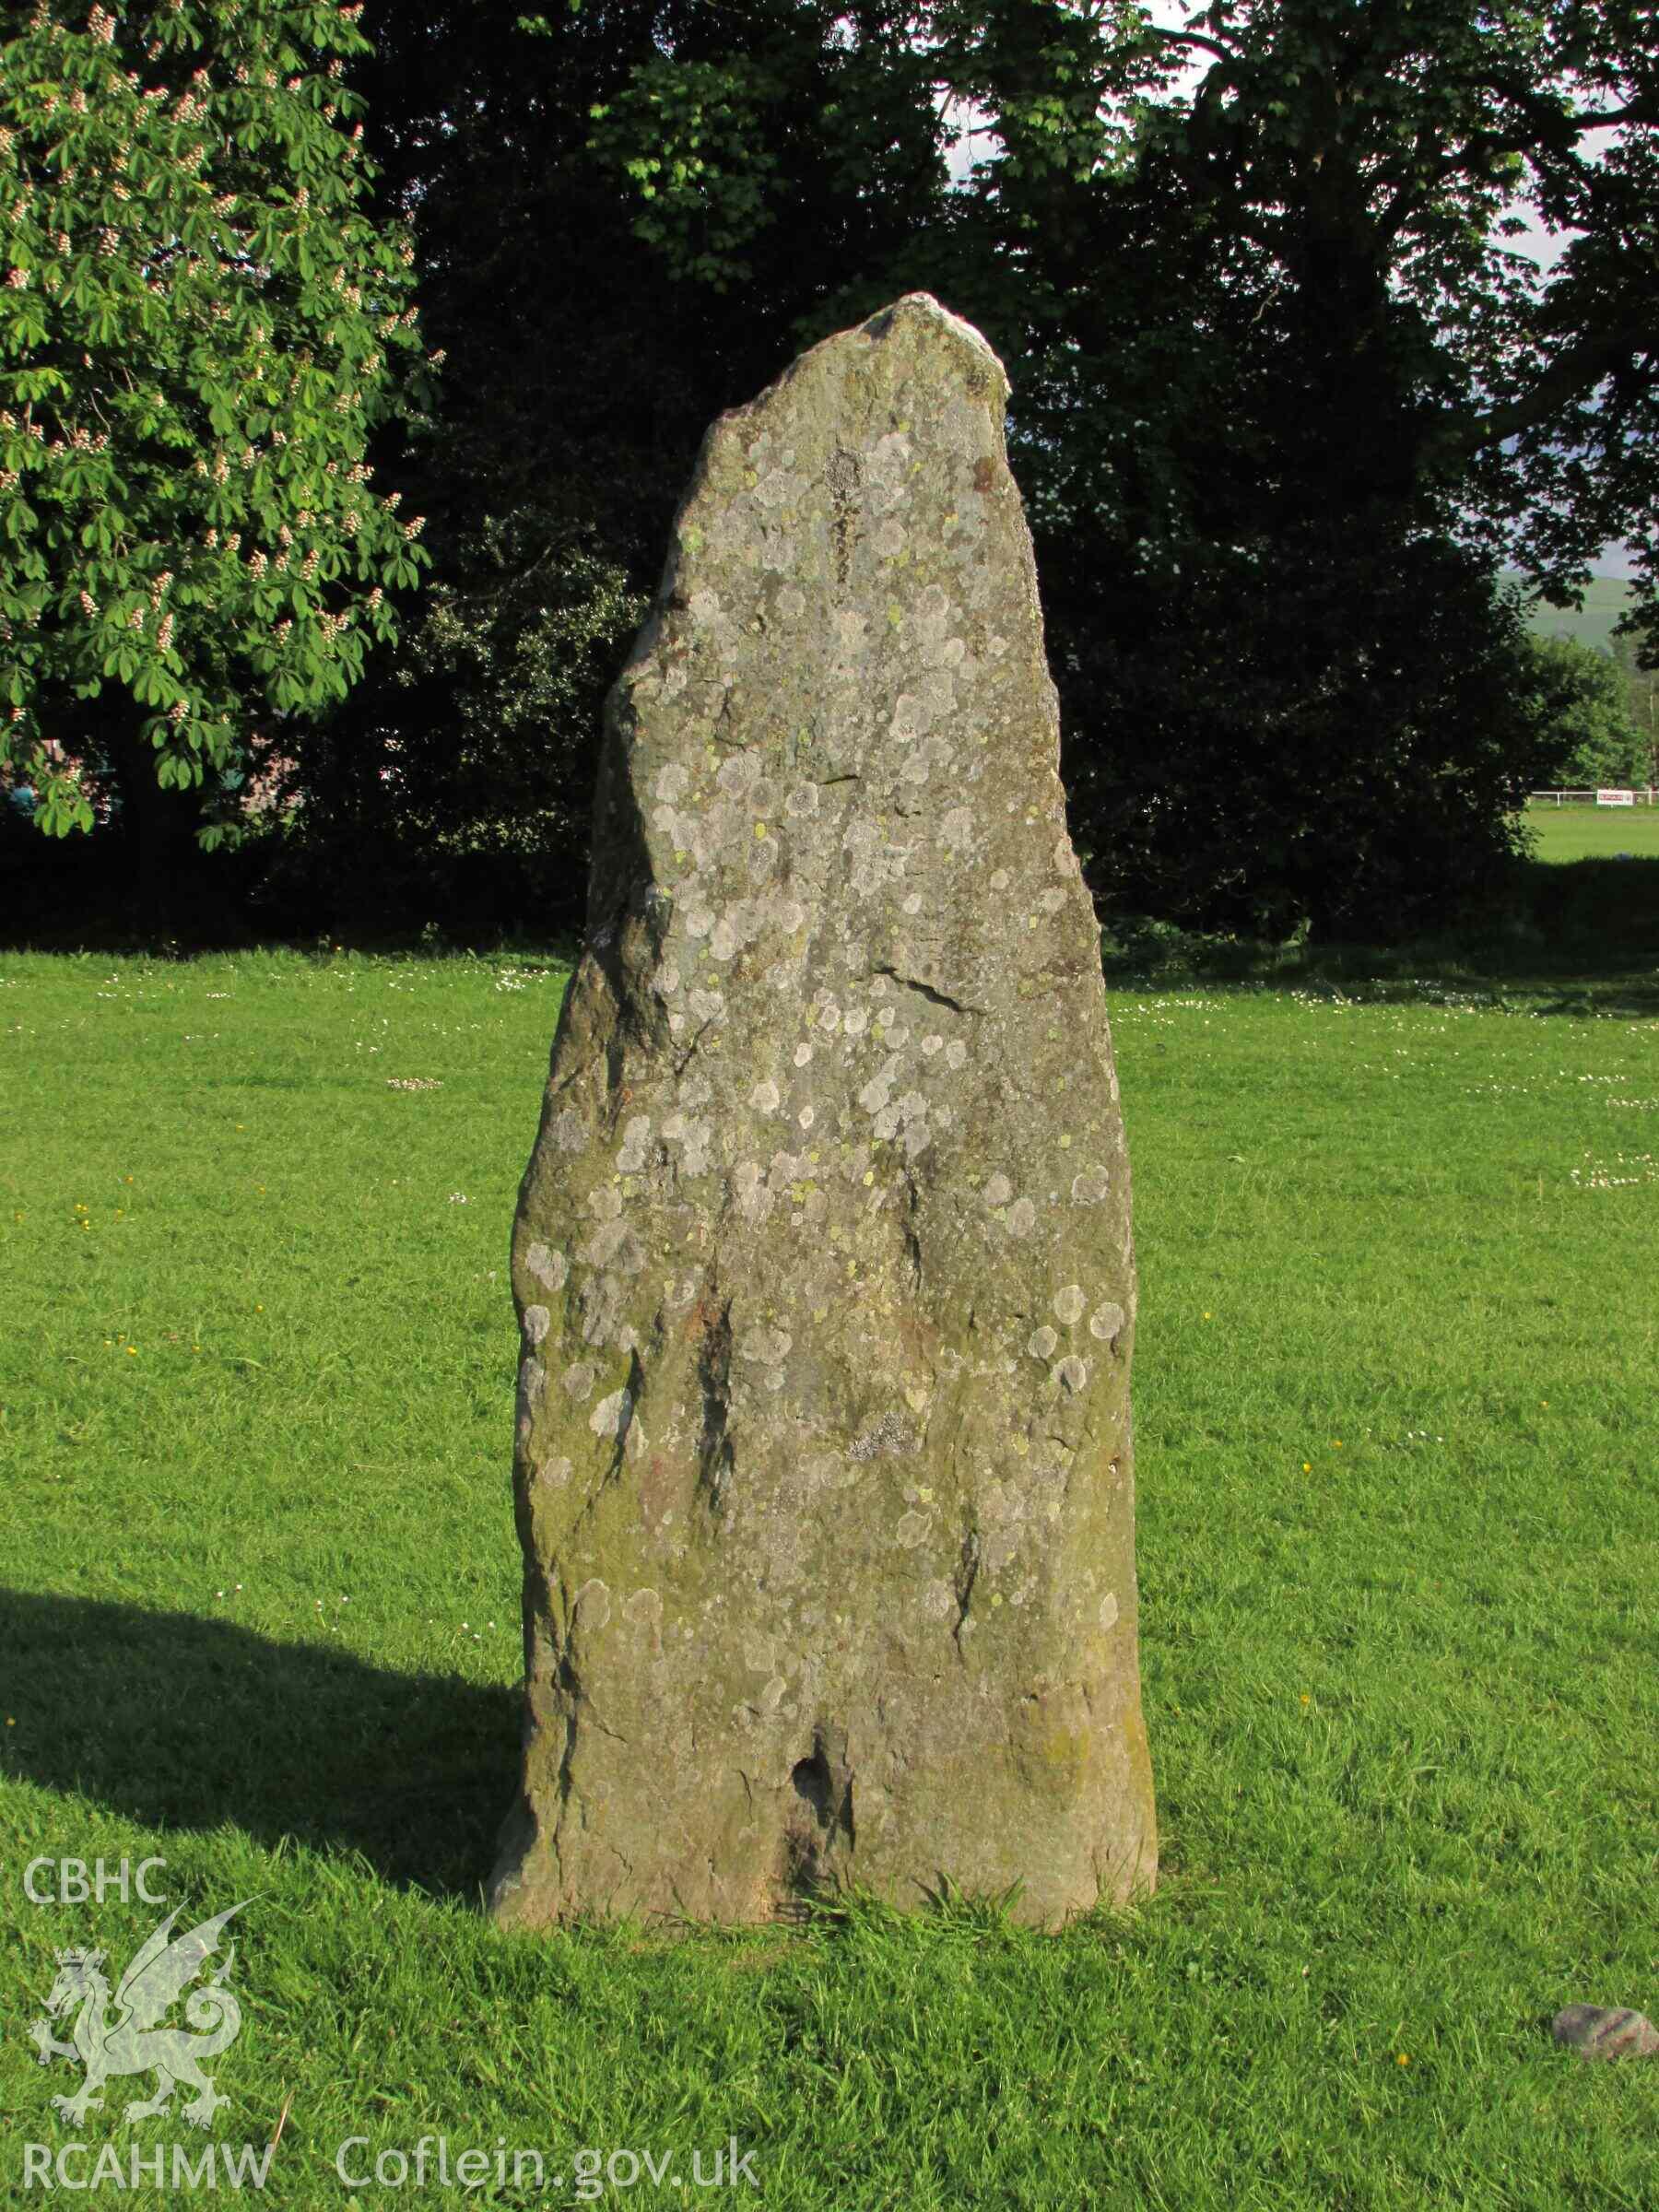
[1523,802,1659,865]
[3,947,1656,2208]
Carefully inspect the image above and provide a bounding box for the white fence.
[1528,788,1657,806]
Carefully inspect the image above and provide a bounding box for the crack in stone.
[951,1525,982,1658]
[693,1291,735,1519]
[870,964,984,1017]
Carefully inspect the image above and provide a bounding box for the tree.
[0,0,430,895]
[234,0,1659,942]
[912,0,1659,935]
[270,0,959,935]
[1609,632,1659,786]
[1524,636,1651,790]
[450,0,1658,939]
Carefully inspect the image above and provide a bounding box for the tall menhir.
[490,295,1156,1926]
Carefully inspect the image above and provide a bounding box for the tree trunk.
[103,712,206,937]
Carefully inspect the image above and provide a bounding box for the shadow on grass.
[0,1591,521,1901]
[1100,856,1659,1015]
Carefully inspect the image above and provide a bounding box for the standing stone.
[489,294,1155,1928]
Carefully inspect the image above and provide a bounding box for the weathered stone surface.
[488,294,1155,1929]
[1551,2005,1659,2059]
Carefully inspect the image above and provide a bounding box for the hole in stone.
[792,1749,832,1821]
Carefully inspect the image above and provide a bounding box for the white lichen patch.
[617,1116,653,1173]
[735,1159,773,1225]
[872,1088,932,1155]
[754,465,800,511]
[573,1578,612,1630]
[562,1360,598,1401]
[739,1324,793,1365]
[983,1172,1013,1206]
[867,429,914,508]
[590,1386,635,1439]
[536,1456,572,1488]
[1098,1592,1120,1631]
[1053,1285,1086,1326]
[895,1510,932,1547]
[1006,1196,1037,1238]
[858,1068,895,1115]
[1027,1325,1058,1360]
[920,1578,956,1621]
[624,1587,664,1638]
[583,1219,646,1275]
[750,1078,782,1114]
[1088,1301,1125,1342]
[1054,1355,1088,1394]
[1071,1168,1110,1205]
[523,1303,551,1347]
[524,1241,569,1292]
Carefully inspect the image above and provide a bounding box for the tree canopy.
[8,0,1654,943]
[925,0,1659,932]
[0,0,429,846]
[1524,635,1652,790]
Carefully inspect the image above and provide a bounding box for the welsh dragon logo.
[28,1902,248,2131]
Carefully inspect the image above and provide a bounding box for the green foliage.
[1608,631,1659,782]
[1521,635,1652,790]
[944,0,1659,939]
[588,55,783,289]
[0,0,431,841]
[276,518,645,936]
[363,0,1659,946]
[1053,532,1569,942]
[284,0,959,933]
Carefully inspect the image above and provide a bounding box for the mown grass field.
[1523,802,1659,865]
[2,936,1656,2209]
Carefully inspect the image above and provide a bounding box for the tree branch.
[1153,29,1240,67]
[1455,329,1655,454]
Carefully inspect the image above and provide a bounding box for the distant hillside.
[1513,574,1635,656]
